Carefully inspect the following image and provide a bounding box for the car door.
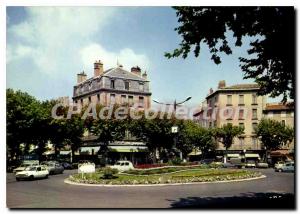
[36,167,42,178]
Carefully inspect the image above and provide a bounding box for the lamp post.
[153,97,192,112]
[153,97,192,160]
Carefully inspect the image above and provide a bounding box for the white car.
[110,161,134,172]
[15,166,49,181]
[13,162,39,173]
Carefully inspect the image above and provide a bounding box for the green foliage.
[168,157,182,165]
[102,167,119,179]
[255,119,294,150]
[212,123,244,150]
[166,7,294,102]
[179,120,216,158]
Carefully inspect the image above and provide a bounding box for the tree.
[165,7,295,102]
[213,124,244,163]
[255,119,294,152]
[90,105,128,164]
[179,120,216,160]
[129,111,177,163]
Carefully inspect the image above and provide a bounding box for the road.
[6,168,295,208]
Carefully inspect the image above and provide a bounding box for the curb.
[64,175,266,187]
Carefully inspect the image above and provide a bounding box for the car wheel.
[45,175,48,179]
[16,178,20,182]
[29,175,34,181]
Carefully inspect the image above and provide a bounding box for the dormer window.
[110,80,115,89]
[139,82,144,91]
[125,81,130,90]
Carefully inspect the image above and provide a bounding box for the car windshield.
[24,167,36,171]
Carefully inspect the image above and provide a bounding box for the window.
[125,81,130,90]
[239,95,244,105]
[239,109,244,119]
[97,94,100,102]
[252,122,258,133]
[128,96,134,107]
[88,96,91,103]
[139,96,144,107]
[252,137,257,149]
[281,120,286,126]
[227,95,232,105]
[121,95,127,104]
[110,80,115,89]
[80,99,83,104]
[252,94,257,104]
[110,94,115,105]
[139,83,144,91]
[75,100,78,104]
[125,162,129,166]
[239,138,244,148]
[252,109,258,119]
[239,123,244,129]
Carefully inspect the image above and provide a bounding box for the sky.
[6,6,279,107]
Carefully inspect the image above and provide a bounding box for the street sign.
[171,126,178,133]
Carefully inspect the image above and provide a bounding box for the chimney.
[218,80,226,89]
[94,60,103,77]
[142,71,147,79]
[131,66,141,76]
[77,71,87,84]
[209,88,213,94]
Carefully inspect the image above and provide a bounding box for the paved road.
[6,168,295,208]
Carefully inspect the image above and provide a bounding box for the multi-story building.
[73,60,151,109]
[71,60,152,165]
[194,80,267,160]
[263,103,294,161]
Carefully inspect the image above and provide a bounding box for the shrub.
[168,157,182,165]
[102,167,118,179]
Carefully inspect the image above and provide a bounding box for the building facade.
[263,103,294,161]
[73,60,151,109]
[194,80,267,159]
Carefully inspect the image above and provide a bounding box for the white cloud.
[7,7,117,75]
[80,43,150,73]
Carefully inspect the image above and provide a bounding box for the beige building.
[194,80,267,157]
[263,103,294,151]
[73,60,151,109]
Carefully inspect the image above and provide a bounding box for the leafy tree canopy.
[166,7,295,102]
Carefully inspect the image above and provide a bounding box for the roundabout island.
[66,165,264,186]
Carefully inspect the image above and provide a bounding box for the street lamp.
[153,96,192,112]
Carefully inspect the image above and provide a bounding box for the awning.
[188,149,202,156]
[227,154,240,158]
[270,150,289,157]
[79,146,100,155]
[108,146,148,153]
[43,151,55,155]
[245,154,260,158]
[60,151,71,155]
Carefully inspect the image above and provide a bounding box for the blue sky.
[7,7,277,107]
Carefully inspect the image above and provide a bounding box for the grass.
[69,168,261,185]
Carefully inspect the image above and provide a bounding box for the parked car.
[256,162,269,168]
[199,159,214,165]
[13,161,39,173]
[230,158,245,168]
[41,161,64,175]
[15,165,49,181]
[245,160,256,168]
[61,162,73,170]
[222,162,235,168]
[274,161,286,171]
[110,161,134,172]
[276,162,294,172]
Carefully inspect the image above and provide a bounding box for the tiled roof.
[265,103,294,111]
[104,67,147,81]
[222,84,260,90]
